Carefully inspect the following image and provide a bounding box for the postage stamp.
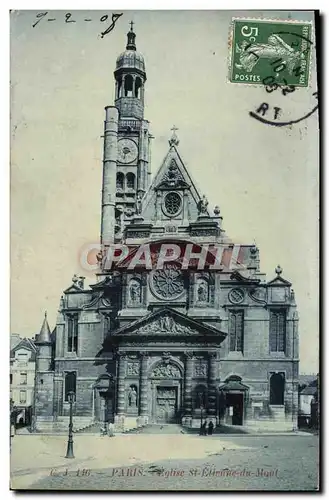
[229,19,313,86]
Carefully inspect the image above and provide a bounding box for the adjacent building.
[10,335,37,425]
[33,25,299,433]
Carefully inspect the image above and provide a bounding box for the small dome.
[116,50,146,73]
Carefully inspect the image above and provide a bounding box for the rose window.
[151,266,184,300]
[163,192,182,216]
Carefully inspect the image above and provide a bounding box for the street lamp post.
[65,391,75,459]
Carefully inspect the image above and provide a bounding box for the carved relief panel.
[127,361,140,377]
[151,362,181,379]
[193,358,208,378]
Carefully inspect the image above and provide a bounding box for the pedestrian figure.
[108,422,114,437]
[202,420,208,436]
[208,421,214,435]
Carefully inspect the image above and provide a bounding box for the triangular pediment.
[111,307,226,340]
[155,157,190,190]
[11,338,36,354]
[141,145,208,222]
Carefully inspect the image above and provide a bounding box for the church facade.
[33,25,299,433]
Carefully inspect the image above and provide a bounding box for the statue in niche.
[128,386,137,407]
[198,195,209,215]
[197,280,208,303]
[129,280,141,304]
[136,192,143,215]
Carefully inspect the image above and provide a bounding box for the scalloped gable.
[141,144,208,221]
[267,275,292,286]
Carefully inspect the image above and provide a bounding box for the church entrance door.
[226,393,244,425]
[155,387,177,423]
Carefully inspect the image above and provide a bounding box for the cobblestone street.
[10,432,319,491]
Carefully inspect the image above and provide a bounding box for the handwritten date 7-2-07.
[32,12,123,38]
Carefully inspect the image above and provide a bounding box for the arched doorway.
[94,375,115,424]
[149,360,183,424]
[270,372,285,405]
[219,375,249,426]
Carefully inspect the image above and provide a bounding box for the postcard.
[10,10,319,491]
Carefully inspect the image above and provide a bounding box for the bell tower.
[114,21,146,120]
[100,22,152,243]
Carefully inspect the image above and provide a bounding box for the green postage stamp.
[229,19,313,86]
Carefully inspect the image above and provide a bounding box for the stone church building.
[33,25,299,432]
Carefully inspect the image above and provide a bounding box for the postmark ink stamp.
[229,19,313,86]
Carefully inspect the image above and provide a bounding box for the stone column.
[183,352,193,420]
[139,351,149,424]
[116,354,126,415]
[100,106,118,246]
[207,352,217,422]
[132,75,136,97]
[122,75,126,97]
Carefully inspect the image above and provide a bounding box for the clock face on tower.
[117,138,138,164]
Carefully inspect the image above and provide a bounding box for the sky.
[10,10,319,373]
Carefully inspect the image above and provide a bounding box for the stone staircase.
[246,406,294,431]
[75,421,102,434]
[56,416,95,433]
[34,417,95,433]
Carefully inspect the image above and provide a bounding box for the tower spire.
[35,310,51,343]
[126,21,136,51]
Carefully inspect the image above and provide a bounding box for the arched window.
[270,372,285,405]
[116,172,124,190]
[124,75,134,97]
[126,172,136,190]
[269,310,286,352]
[135,77,142,98]
[67,314,78,353]
[229,310,244,352]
